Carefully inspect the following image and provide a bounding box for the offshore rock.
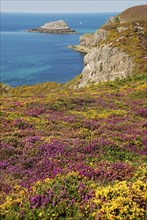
[28,20,77,34]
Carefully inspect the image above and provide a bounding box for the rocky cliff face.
[71,5,146,88]
[74,27,134,88]
[77,45,133,88]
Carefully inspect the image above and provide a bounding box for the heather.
[0,74,147,219]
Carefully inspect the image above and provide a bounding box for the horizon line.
[1,11,120,13]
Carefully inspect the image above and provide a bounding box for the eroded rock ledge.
[28,20,77,34]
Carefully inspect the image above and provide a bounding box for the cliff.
[28,20,77,34]
[69,5,146,88]
[77,45,134,88]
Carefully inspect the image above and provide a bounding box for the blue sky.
[1,0,146,13]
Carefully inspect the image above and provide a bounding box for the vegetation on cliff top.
[104,5,147,25]
[118,5,147,23]
[104,21,146,70]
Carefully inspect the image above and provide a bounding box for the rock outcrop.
[68,29,108,53]
[77,45,133,88]
[68,33,94,53]
[68,5,146,88]
[28,20,77,34]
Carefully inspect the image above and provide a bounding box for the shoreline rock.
[68,29,108,54]
[67,45,88,53]
[28,20,77,34]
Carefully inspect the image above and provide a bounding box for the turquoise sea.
[1,12,117,87]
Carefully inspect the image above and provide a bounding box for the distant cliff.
[28,20,77,34]
[69,5,147,88]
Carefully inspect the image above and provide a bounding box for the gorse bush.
[0,171,146,219]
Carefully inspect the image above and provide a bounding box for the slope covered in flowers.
[0,72,147,219]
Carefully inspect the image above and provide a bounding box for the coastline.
[67,45,88,53]
[0,12,125,87]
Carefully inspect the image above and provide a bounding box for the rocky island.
[28,20,77,34]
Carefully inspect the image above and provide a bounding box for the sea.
[1,12,117,87]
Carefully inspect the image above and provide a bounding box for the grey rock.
[67,45,89,54]
[79,29,108,48]
[109,16,119,23]
[28,20,77,34]
[134,22,140,26]
[80,33,94,47]
[40,20,70,30]
[76,44,134,88]
[117,27,128,32]
[93,29,108,45]
[115,36,125,42]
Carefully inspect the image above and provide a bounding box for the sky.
[1,0,146,13]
